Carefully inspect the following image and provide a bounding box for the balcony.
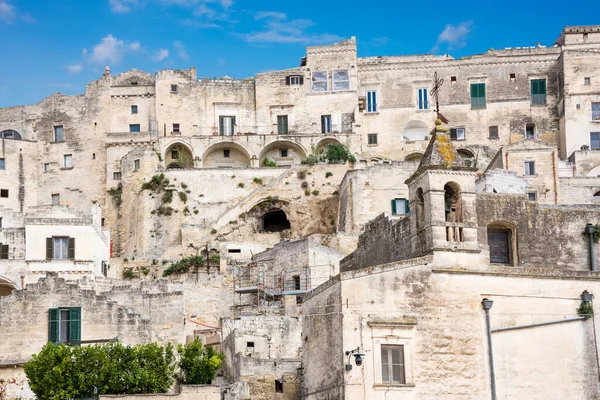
[471,97,486,110]
[531,94,547,105]
[105,131,157,144]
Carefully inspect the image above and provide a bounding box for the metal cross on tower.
[429,71,449,123]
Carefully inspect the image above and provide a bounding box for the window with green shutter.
[531,79,547,105]
[470,83,486,109]
[48,307,81,344]
[392,198,409,215]
[277,115,289,134]
[0,243,8,259]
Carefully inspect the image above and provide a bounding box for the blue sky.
[0,0,597,107]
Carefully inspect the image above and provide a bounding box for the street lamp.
[481,298,496,400]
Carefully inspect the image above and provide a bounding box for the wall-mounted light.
[345,347,365,371]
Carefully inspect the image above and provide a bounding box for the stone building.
[1,24,600,399]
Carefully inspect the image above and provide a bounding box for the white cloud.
[0,1,14,22]
[85,34,142,65]
[109,0,137,13]
[153,48,170,62]
[65,64,84,74]
[431,21,473,53]
[241,13,342,45]
[173,41,190,61]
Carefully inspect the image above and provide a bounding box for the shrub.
[332,190,339,196]
[301,155,319,165]
[155,206,174,216]
[194,209,199,215]
[162,190,174,204]
[183,206,190,216]
[122,268,136,279]
[312,190,320,196]
[301,181,309,189]
[208,254,220,265]
[177,339,224,385]
[237,182,245,188]
[325,144,356,164]
[211,228,217,234]
[180,182,188,189]
[262,158,277,167]
[141,266,150,276]
[178,191,188,203]
[163,256,205,277]
[24,342,176,400]
[107,184,123,207]
[142,174,170,192]
[253,177,263,185]
[325,171,333,178]
[297,170,307,180]
[304,189,311,196]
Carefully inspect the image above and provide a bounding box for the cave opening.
[263,209,291,232]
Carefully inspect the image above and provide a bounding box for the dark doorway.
[263,209,290,232]
[488,229,512,264]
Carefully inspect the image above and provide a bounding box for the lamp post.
[481,298,497,400]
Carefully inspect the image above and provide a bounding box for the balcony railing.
[471,97,486,110]
[531,94,547,105]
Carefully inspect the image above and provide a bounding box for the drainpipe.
[586,224,596,272]
[481,298,497,400]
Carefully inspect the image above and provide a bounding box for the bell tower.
[405,120,480,267]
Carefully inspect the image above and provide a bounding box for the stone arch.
[0,275,17,296]
[457,148,476,167]
[402,120,429,141]
[444,182,462,223]
[0,129,22,139]
[315,137,343,154]
[202,142,251,168]
[164,142,194,169]
[587,164,600,177]
[487,221,517,265]
[259,140,307,167]
[405,152,424,162]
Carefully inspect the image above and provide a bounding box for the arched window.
[594,191,600,197]
[0,129,22,139]
[487,222,517,265]
[444,182,462,223]
[415,187,425,231]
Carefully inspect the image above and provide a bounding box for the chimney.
[105,65,111,76]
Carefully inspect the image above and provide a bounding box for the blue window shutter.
[48,308,59,343]
[69,307,81,345]
[424,90,428,109]
[373,92,377,112]
[391,199,397,215]
[405,200,410,214]
[418,89,422,109]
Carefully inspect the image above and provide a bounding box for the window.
[0,189,8,198]
[333,70,349,91]
[451,76,457,84]
[113,172,122,180]
[47,237,74,260]
[223,149,230,158]
[173,123,180,133]
[131,105,138,114]
[525,124,536,140]
[287,75,302,85]
[510,73,516,80]
[391,198,409,215]
[51,194,60,205]
[280,148,288,158]
[584,77,591,85]
[488,228,512,264]
[169,150,179,161]
[171,84,178,92]
[134,159,140,171]
[381,345,406,384]
[470,83,486,109]
[277,115,289,134]
[417,88,429,110]
[0,129,21,139]
[527,192,537,201]
[368,133,378,145]
[48,307,81,344]
[450,128,465,141]
[0,242,8,259]
[131,81,138,86]
[593,103,600,121]
[54,125,64,142]
[44,163,49,172]
[129,124,141,133]
[591,133,600,150]
[0,158,4,170]
[219,116,236,136]
[367,91,377,113]
[275,380,284,393]
[530,79,547,105]
[524,161,536,176]
[489,126,499,139]
[321,115,332,134]
[64,154,73,168]
[92,153,95,160]
[0,217,2,227]
[227,248,241,253]
[312,71,328,92]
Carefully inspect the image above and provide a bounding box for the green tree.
[177,339,224,384]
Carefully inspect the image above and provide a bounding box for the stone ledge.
[432,266,600,280]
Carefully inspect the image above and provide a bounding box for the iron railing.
[471,97,486,109]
